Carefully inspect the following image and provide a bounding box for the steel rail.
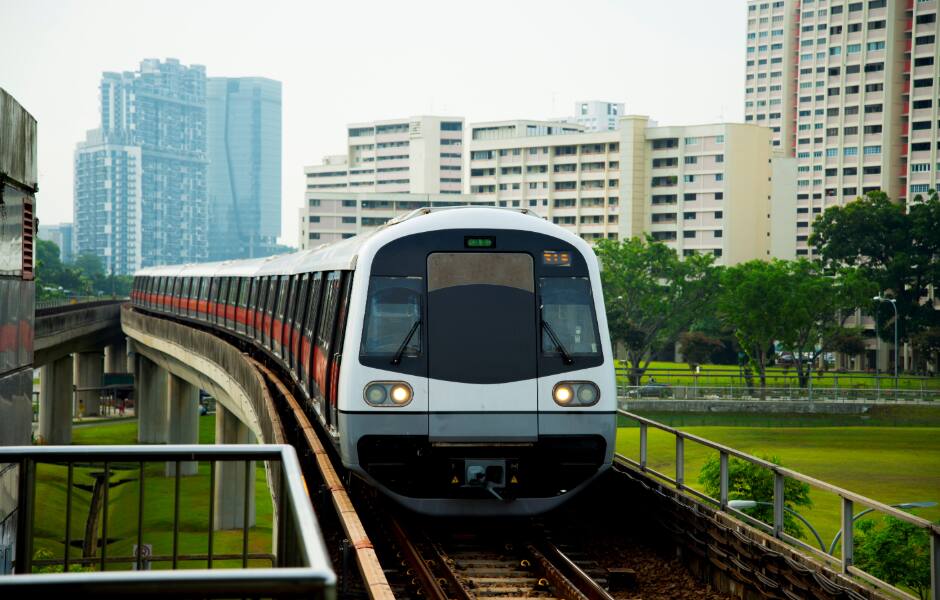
[252,359,395,600]
[538,541,615,600]
[387,518,451,600]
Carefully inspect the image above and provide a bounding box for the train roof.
[134,207,592,278]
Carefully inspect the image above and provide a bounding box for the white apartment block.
[467,116,793,265]
[745,0,940,257]
[568,101,626,132]
[304,116,464,195]
[298,192,494,249]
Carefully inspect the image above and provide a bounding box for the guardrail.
[35,297,126,316]
[0,445,335,598]
[616,409,940,600]
[619,384,940,404]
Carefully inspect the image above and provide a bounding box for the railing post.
[930,529,938,600]
[841,497,854,573]
[639,423,648,470]
[773,471,784,538]
[675,436,684,490]
[14,458,35,574]
[719,452,729,510]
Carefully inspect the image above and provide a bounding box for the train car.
[132,207,617,516]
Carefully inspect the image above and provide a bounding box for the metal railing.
[0,445,335,598]
[616,409,940,600]
[35,296,125,313]
[619,383,940,404]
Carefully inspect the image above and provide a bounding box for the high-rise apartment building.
[207,77,282,261]
[298,191,494,249]
[74,58,208,275]
[304,116,464,195]
[38,222,74,263]
[467,116,793,265]
[745,0,940,256]
[567,101,626,131]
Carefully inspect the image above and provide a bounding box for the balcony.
[0,445,334,597]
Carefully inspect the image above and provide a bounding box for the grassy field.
[32,416,274,571]
[617,360,940,391]
[616,420,940,552]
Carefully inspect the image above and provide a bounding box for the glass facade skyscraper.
[206,77,282,260]
[74,58,208,275]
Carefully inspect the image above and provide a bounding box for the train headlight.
[552,382,600,407]
[363,381,413,407]
[390,383,413,405]
[365,384,387,405]
[553,384,574,405]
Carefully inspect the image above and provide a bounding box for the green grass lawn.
[617,360,940,391]
[32,415,273,571]
[616,423,940,553]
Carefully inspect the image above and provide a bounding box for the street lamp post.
[728,499,937,556]
[827,501,937,555]
[728,499,827,552]
[872,296,898,385]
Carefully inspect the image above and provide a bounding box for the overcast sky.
[2,0,746,247]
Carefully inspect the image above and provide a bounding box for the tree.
[698,454,813,540]
[911,326,940,374]
[678,331,724,372]
[595,236,720,385]
[810,190,940,355]
[717,260,791,392]
[776,261,876,387]
[854,516,931,600]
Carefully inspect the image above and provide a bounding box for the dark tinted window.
[360,277,423,356]
[540,277,600,355]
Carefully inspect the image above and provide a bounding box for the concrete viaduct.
[15,300,277,529]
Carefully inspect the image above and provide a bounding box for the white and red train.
[132,207,616,515]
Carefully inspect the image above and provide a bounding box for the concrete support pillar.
[213,403,255,530]
[39,355,73,445]
[74,351,104,417]
[165,374,200,476]
[136,355,168,444]
[104,338,128,374]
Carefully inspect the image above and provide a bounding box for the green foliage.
[854,516,932,600]
[827,329,867,357]
[32,548,94,573]
[678,331,724,371]
[717,259,873,389]
[595,236,720,384]
[698,454,813,539]
[34,240,132,300]
[810,190,940,345]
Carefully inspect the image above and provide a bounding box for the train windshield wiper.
[390,319,421,365]
[541,318,574,365]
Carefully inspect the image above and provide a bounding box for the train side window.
[275,275,289,324]
[266,276,278,316]
[255,277,267,331]
[303,273,324,390]
[317,272,340,350]
[200,277,209,302]
[218,278,229,320]
[360,276,423,357]
[209,278,219,309]
[294,274,310,332]
[246,277,257,311]
[284,275,297,334]
[228,277,239,308]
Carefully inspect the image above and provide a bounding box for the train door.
[426,253,538,441]
[302,273,324,398]
[315,271,342,430]
[291,274,310,377]
[282,275,297,364]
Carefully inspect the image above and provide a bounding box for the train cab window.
[539,277,600,356]
[360,277,423,357]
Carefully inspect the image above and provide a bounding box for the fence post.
[14,459,35,574]
[639,423,648,470]
[929,530,939,600]
[719,452,729,510]
[773,471,785,538]
[675,436,684,490]
[841,497,854,574]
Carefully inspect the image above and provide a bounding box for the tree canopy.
[35,239,132,300]
[810,190,940,346]
[595,236,719,384]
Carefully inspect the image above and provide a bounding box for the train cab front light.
[390,383,413,405]
[363,381,413,407]
[552,382,600,407]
